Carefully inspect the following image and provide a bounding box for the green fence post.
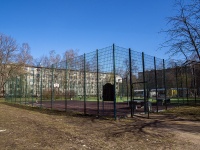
[4,80,9,101]
[9,80,11,102]
[5,81,8,100]
[84,53,86,115]
[10,79,13,102]
[11,78,13,103]
[10,79,12,102]
[40,68,43,108]
[96,49,99,117]
[185,66,189,104]
[7,80,9,101]
[180,68,184,104]
[32,69,34,106]
[15,76,17,103]
[129,48,133,117]
[142,52,147,114]
[25,74,27,105]
[192,66,197,105]
[163,59,167,110]
[6,80,8,100]
[154,57,158,113]
[113,44,116,120]
[175,64,180,107]
[65,61,68,112]
[51,64,54,109]
[13,77,16,103]
[4,81,6,100]
[19,75,22,104]
[12,77,15,102]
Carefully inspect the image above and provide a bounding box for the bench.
[129,100,152,111]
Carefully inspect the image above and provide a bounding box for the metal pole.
[84,53,86,115]
[193,65,197,105]
[163,59,167,110]
[10,79,12,102]
[10,80,12,102]
[129,48,133,117]
[25,74,28,105]
[175,64,179,107]
[142,52,147,114]
[192,65,197,106]
[113,44,117,119]
[96,49,99,117]
[32,70,34,106]
[4,81,6,100]
[126,77,128,105]
[180,68,184,104]
[185,66,189,105]
[9,79,11,102]
[40,68,43,108]
[20,75,22,104]
[65,60,68,112]
[154,57,158,113]
[15,76,17,103]
[51,64,54,109]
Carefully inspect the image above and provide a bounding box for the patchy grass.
[160,105,200,121]
[0,99,200,149]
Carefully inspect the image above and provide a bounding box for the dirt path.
[0,102,199,150]
[140,114,200,149]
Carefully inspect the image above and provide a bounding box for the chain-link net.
[5,45,200,119]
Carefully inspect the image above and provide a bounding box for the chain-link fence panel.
[5,44,199,119]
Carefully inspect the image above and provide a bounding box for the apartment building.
[5,66,122,98]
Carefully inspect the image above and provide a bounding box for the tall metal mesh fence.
[5,45,200,119]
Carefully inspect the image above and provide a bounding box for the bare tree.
[18,43,33,65]
[63,49,78,68]
[0,34,33,97]
[62,49,79,96]
[35,50,61,67]
[49,50,61,66]
[161,0,200,61]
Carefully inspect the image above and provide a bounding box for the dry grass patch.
[0,100,199,150]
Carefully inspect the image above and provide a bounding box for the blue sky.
[0,0,176,60]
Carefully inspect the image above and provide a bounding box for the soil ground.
[0,100,199,150]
